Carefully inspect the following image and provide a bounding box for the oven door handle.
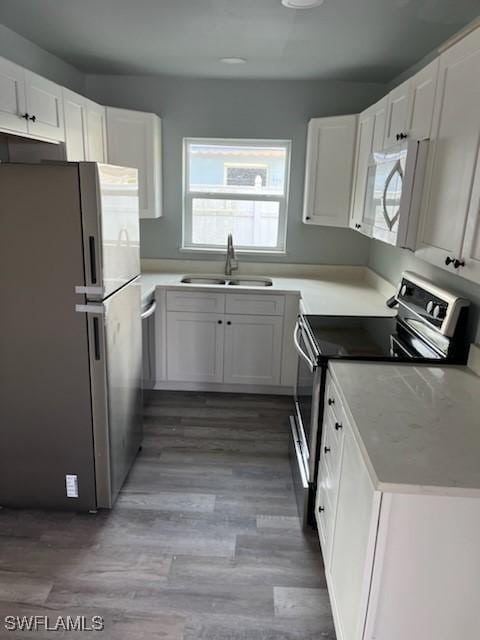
[294,321,317,372]
[390,335,415,358]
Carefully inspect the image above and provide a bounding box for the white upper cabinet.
[0,58,28,135]
[407,58,439,140]
[106,107,163,219]
[350,97,387,233]
[85,102,107,163]
[302,115,357,227]
[63,89,87,160]
[384,60,438,148]
[0,59,64,142]
[383,80,411,148]
[63,89,107,162]
[416,27,480,281]
[23,70,64,141]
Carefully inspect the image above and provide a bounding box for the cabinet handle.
[324,446,331,454]
[334,422,343,431]
[318,506,325,513]
[29,114,36,122]
[453,259,465,269]
[218,320,223,325]
[21,112,29,120]
[327,398,334,406]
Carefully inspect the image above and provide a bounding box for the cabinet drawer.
[315,479,335,567]
[324,375,343,422]
[166,290,225,313]
[322,407,344,481]
[226,293,285,316]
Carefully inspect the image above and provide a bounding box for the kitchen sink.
[228,277,273,287]
[180,275,273,287]
[181,275,227,285]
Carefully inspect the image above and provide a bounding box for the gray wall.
[86,73,386,265]
[0,24,85,92]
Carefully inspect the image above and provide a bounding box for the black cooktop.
[306,315,398,360]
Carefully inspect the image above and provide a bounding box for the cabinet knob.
[324,446,331,454]
[305,216,311,221]
[29,114,36,122]
[21,113,29,120]
[355,223,361,229]
[453,259,465,269]
[445,256,455,266]
[218,320,223,325]
[318,506,325,513]
[226,320,232,325]
[334,422,342,431]
[327,398,334,406]
[399,132,408,140]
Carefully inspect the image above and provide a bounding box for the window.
[183,138,291,252]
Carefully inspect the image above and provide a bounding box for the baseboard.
[153,380,293,395]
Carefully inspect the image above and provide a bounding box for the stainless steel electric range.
[290,271,471,529]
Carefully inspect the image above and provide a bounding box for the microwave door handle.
[293,322,317,372]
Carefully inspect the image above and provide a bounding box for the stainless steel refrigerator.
[0,162,143,511]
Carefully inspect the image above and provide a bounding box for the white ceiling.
[0,0,478,81]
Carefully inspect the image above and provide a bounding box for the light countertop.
[329,361,480,497]
[140,267,396,317]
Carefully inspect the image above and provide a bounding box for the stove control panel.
[396,271,470,337]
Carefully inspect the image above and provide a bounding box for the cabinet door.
[24,70,64,141]
[384,80,411,148]
[350,97,387,232]
[86,102,107,162]
[330,425,380,640]
[223,314,283,385]
[302,115,357,227]
[0,57,27,135]
[416,28,480,272]
[350,111,374,230]
[407,58,439,140]
[106,107,162,218]
[166,312,224,383]
[459,149,480,283]
[63,88,87,161]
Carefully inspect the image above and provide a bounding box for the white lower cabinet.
[223,314,283,385]
[317,372,480,640]
[163,291,286,388]
[166,311,224,383]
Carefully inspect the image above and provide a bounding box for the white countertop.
[140,267,396,317]
[329,361,480,497]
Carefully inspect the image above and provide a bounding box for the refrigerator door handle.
[75,304,105,314]
[92,317,101,360]
[88,235,98,284]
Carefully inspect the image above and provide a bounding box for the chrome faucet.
[225,233,238,276]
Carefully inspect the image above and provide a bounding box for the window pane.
[188,142,287,195]
[191,198,280,248]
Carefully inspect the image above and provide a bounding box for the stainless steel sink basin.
[180,275,273,287]
[181,275,226,285]
[228,277,273,287]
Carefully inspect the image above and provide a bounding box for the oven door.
[293,317,321,481]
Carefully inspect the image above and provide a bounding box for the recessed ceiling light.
[281,0,325,8]
[220,57,247,65]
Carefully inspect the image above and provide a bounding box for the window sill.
[180,246,288,256]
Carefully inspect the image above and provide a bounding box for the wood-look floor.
[0,391,335,639]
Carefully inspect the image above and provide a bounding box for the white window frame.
[182,137,291,254]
